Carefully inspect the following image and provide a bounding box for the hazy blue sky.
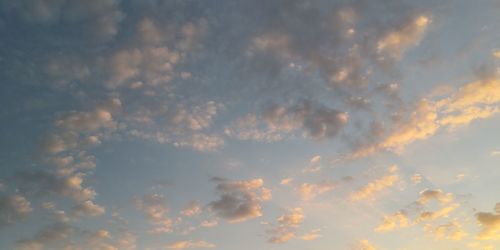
[1,0,500,249]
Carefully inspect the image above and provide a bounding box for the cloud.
[166,240,216,249]
[348,78,500,159]
[15,241,43,250]
[378,100,439,153]
[264,101,348,140]
[267,208,304,244]
[42,132,80,154]
[71,200,105,217]
[411,174,423,184]
[424,220,467,241]
[376,188,460,233]
[418,189,454,205]
[41,202,70,223]
[302,155,322,173]
[276,208,304,227]
[244,0,432,91]
[16,221,135,250]
[224,114,283,142]
[353,239,378,250]
[200,220,218,228]
[209,178,271,223]
[172,133,225,152]
[54,98,121,132]
[127,101,225,152]
[42,97,121,156]
[376,15,430,59]
[226,101,348,141]
[16,222,72,250]
[0,193,32,227]
[297,181,337,200]
[416,203,459,222]
[17,170,96,202]
[181,201,202,217]
[375,210,410,232]
[134,194,173,234]
[105,47,180,88]
[350,165,399,201]
[280,178,293,186]
[494,50,500,58]
[475,203,500,240]
[300,229,322,241]
[268,231,295,244]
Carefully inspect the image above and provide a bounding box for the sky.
[0,0,500,249]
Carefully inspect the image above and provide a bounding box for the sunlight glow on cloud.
[1,0,499,249]
[350,165,399,201]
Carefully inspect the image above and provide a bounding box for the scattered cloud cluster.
[1,0,499,249]
[349,78,500,158]
[267,208,304,244]
[226,101,348,142]
[423,220,467,241]
[135,194,173,234]
[375,189,461,235]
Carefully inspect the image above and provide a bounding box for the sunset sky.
[1,0,500,249]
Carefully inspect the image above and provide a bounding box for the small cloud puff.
[209,178,271,223]
[165,240,216,249]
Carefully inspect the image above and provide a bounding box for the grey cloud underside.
[209,193,260,222]
[208,179,269,223]
[0,193,32,227]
